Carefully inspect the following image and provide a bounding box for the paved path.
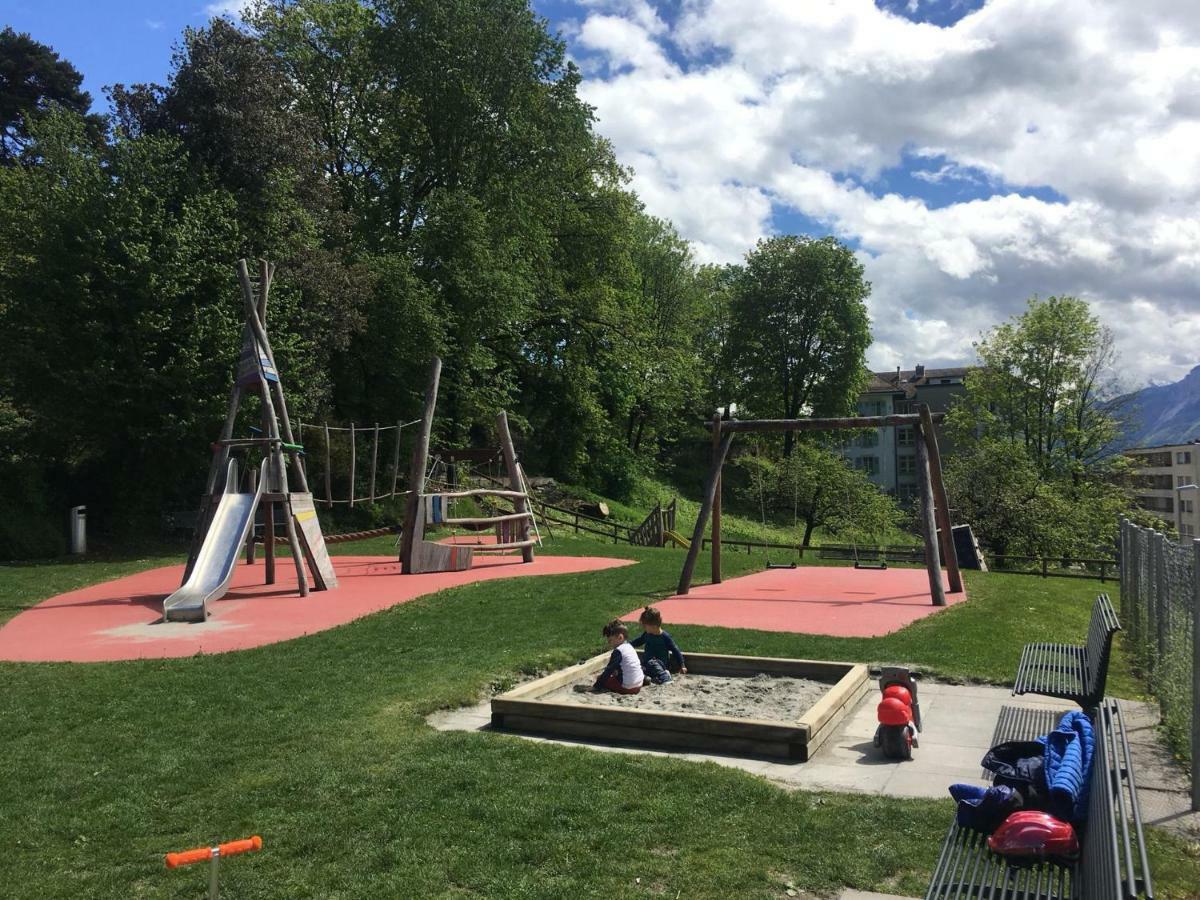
[430,680,1192,829]
[431,681,1063,798]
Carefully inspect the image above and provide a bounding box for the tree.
[725,235,871,456]
[0,28,102,162]
[622,214,704,456]
[733,442,905,547]
[951,295,1120,479]
[945,296,1129,557]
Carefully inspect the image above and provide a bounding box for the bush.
[0,467,67,559]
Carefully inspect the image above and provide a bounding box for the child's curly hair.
[602,619,628,639]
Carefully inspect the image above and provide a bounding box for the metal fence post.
[1192,538,1199,812]
[1156,531,1168,663]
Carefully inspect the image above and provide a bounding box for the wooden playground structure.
[399,357,540,574]
[166,260,337,622]
[677,407,963,606]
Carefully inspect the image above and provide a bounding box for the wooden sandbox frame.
[491,653,870,761]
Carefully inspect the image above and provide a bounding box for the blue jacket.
[1038,710,1094,822]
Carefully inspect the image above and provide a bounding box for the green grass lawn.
[0,537,1195,897]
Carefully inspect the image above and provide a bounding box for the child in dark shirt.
[631,606,686,685]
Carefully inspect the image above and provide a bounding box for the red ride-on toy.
[873,666,922,760]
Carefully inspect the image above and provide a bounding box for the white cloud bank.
[568,0,1200,386]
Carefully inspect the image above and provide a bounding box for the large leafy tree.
[952,295,1120,479]
[0,109,245,538]
[251,0,661,488]
[0,27,103,163]
[725,235,872,456]
[945,296,1128,556]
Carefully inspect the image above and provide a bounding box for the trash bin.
[69,505,87,555]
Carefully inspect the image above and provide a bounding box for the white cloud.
[204,1,246,17]
[568,0,1200,385]
[145,19,165,30]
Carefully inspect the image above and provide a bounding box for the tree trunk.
[802,518,816,547]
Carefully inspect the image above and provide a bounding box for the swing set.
[678,407,963,606]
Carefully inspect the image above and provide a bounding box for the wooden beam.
[496,410,534,564]
[678,430,736,595]
[708,413,944,433]
[915,420,946,607]
[918,404,963,594]
[401,356,441,572]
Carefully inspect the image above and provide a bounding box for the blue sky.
[4,0,1199,386]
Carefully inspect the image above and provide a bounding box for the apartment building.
[841,365,969,502]
[1125,441,1200,537]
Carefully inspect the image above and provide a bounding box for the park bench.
[1012,593,1121,709]
[927,698,1154,899]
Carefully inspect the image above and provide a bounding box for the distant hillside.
[1112,364,1200,450]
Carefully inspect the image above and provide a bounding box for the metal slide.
[164,458,267,623]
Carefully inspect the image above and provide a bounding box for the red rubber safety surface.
[0,554,632,663]
[624,565,966,637]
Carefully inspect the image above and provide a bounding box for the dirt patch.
[541,672,832,722]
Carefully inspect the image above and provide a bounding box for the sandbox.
[491,653,869,760]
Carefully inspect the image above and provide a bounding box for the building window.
[854,456,879,476]
[853,430,879,448]
[897,454,917,476]
[897,484,918,503]
[897,426,915,447]
[1182,523,1195,537]
[895,399,915,414]
[1179,475,1190,486]
[1129,451,1172,467]
[1138,496,1175,513]
[1178,451,1193,464]
[857,400,885,417]
[1183,499,1195,514]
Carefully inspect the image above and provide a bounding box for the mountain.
[1112,364,1200,450]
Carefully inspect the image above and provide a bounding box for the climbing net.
[296,419,421,507]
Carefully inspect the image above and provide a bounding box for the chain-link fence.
[1119,517,1199,809]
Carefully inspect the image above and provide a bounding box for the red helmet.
[877,696,912,727]
[882,685,913,706]
[987,812,1079,859]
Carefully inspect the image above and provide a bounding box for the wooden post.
[915,421,946,607]
[401,357,441,572]
[711,411,723,585]
[369,423,379,503]
[264,497,275,585]
[390,420,402,497]
[1192,538,1199,811]
[496,410,534,563]
[918,404,962,593]
[244,466,258,565]
[678,431,735,595]
[323,423,332,507]
[348,424,356,507]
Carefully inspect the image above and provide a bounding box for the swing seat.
[854,560,888,570]
[766,562,797,570]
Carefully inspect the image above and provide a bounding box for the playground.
[0,263,1194,898]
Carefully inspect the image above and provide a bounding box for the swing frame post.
[681,412,955,606]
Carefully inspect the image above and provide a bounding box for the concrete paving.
[429,680,1069,799]
[428,681,1198,838]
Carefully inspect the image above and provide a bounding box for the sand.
[542,671,831,722]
